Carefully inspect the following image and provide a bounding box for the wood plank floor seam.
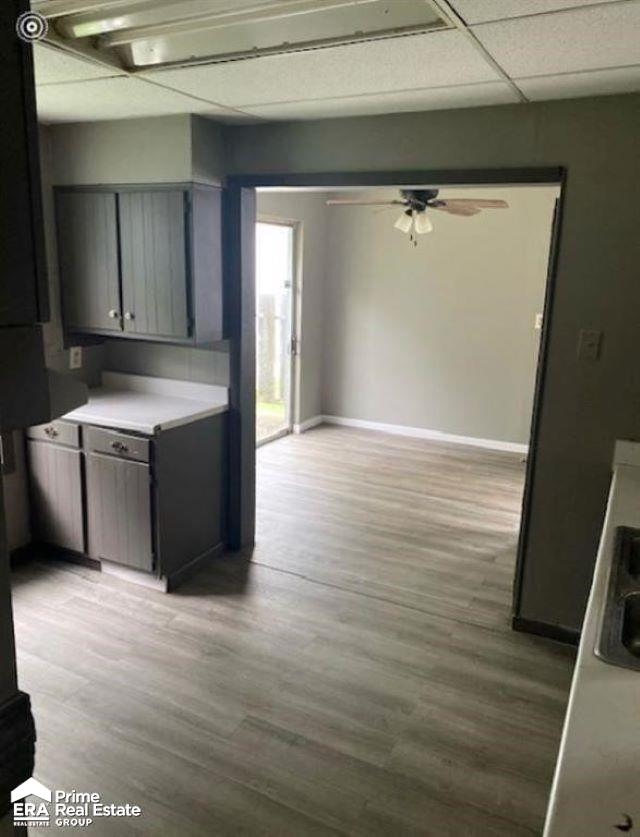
[249,557,536,641]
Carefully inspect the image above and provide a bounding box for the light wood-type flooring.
[11,426,575,835]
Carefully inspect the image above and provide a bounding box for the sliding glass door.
[255,221,295,445]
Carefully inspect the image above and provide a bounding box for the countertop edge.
[543,453,640,836]
[64,402,228,435]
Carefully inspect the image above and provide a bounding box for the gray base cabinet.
[26,414,226,589]
[27,437,84,553]
[86,453,153,572]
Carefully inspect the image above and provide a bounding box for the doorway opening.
[255,220,297,446]
[225,168,565,635]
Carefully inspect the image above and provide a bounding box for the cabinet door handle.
[44,426,58,438]
[110,441,129,453]
[108,309,120,319]
[124,311,135,321]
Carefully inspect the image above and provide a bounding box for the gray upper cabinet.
[119,190,190,339]
[56,191,121,333]
[54,183,223,346]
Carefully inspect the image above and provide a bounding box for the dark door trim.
[224,167,566,624]
[223,185,257,551]
[228,167,563,189]
[512,181,567,619]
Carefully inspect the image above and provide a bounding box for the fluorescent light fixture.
[50,0,449,69]
[394,211,413,234]
[414,212,433,234]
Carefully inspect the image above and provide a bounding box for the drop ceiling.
[32,0,640,123]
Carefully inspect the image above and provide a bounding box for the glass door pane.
[256,222,294,445]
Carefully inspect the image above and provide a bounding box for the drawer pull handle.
[110,441,129,453]
[124,311,135,321]
[44,426,59,438]
[108,309,120,319]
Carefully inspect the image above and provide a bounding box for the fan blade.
[432,204,481,217]
[438,199,509,209]
[325,199,406,206]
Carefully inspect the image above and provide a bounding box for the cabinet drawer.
[27,420,80,448]
[84,425,150,463]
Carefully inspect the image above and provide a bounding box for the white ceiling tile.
[35,76,227,123]
[34,43,124,85]
[449,0,621,24]
[516,65,640,100]
[473,3,640,77]
[143,31,501,107]
[237,82,519,120]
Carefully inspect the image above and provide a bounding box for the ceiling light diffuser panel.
[39,0,450,70]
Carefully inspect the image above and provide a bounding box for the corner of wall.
[190,115,226,186]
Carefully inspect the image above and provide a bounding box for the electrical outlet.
[577,329,602,362]
[69,346,82,370]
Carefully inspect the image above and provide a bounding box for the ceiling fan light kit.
[394,211,414,234]
[413,212,433,235]
[327,189,509,247]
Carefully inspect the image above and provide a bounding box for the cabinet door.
[56,191,121,333]
[27,440,84,552]
[86,452,153,572]
[119,191,190,339]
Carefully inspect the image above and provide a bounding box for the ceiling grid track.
[39,30,264,121]
[428,0,529,103]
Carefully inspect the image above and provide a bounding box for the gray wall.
[49,114,192,184]
[103,340,229,385]
[41,125,104,386]
[257,191,328,424]
[223,93,640,633]
[322,185,557,444]
[191,115,225,187]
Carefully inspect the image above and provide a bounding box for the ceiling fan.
[326,189,509,245]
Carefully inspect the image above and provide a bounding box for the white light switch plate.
[69,346,82,370]
[534,313,543,330]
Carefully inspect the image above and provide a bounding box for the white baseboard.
[293,415,324,434]
[321,414,528,455]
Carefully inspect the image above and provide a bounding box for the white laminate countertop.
[62,372,228,435]
[544,441,640,836]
